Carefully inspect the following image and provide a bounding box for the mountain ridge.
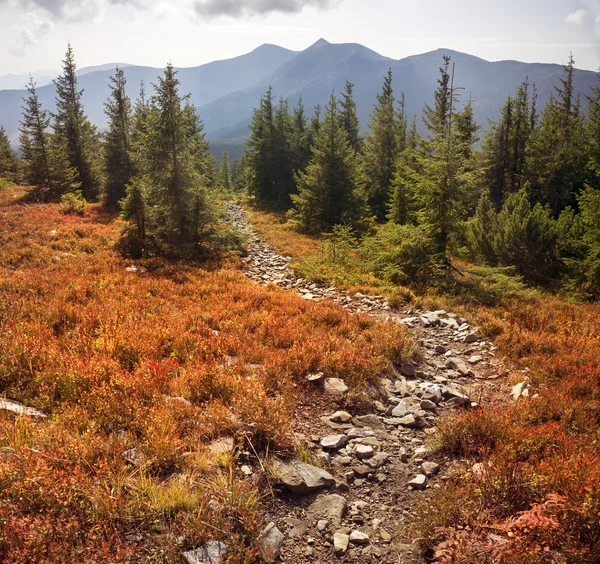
[0,40,596,152]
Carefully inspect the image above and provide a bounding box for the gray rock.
[333,456,353,467]
[209,437,234,456]
[183,541,228,564]
[445,357,472,377]
[408,474,427,490]
[420,399,438,412]
[334,532,350,555]
[276,461,335,495]
[347,428,375,439]
[354,414,385,429]
[391,401,408,417]
[468,355,483,365]
[434,345,448,354]
[321,434,348,450]
[122,446,145,467]
[0,398,46,418]
[307,372,325,385]
[307,494,348,526]
[400,363,416,377]
[349,530,370,545]
[355,444,375,460]
[464,334,479,344]
[259,523,284,563]
[512,381,529,400]
[317,519,328,532]
[422,461,440,476]
[367,452,390,469]
[316,452,332,467]
[325,378,349,394]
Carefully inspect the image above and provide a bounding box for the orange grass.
[245,202,600,561]
[0,188,413,563]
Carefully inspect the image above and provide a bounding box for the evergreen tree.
[53,42,102,200]
[364,69,398,220]
[0,126,18,181]
[19,77,78,198]
[416,56,471,258]
[219,148,231,190]
[135,63,216,250]
[527,56,588,216]
[289,91,369,233]
[290,97,311,173]
[339,80,362,153]
[103,67,134,209]
[396,92,408,153]
[586,69,600,183]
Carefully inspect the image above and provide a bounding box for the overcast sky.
[1,0,600,75]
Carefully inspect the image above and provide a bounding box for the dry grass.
[0,187,413,563]
[246,200,600,561]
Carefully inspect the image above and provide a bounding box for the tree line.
[0,45,599,298]
[236,56,600,299]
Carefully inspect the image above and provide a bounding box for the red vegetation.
[0,189,412,562]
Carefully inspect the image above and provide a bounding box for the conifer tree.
[219,148,231,190]
[103,67,134,209]
[339,80,362,153]
[364,69,398,220]
[0,126,18,181]
[290,97,311,173]
[289,91,369,233]
[527,55,588,215]
[53,43,102,200]
[416,56,471,258]
[124,63,217,253]
[586,69,600,182]
[19,77,78,198]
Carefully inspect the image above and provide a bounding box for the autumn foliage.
[0,187,412,562]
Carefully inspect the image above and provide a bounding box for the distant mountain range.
[1,39,597,158]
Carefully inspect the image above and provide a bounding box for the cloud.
[566,8,589,25]
[7,10,55,57]
[193,0,337,17]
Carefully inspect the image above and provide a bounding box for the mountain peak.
[310,38,330,49]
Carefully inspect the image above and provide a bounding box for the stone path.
[221,202,510,564]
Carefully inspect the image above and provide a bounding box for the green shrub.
[59,191,87,215]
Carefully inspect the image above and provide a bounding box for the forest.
[1,45,600,300]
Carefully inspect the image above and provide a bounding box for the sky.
[1,0,600,75]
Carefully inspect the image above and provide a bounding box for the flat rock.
[468,355,483,365]
[349,530,370,545]
[258,523,284,563]
[321,434,348,450]
[354,414,385,429]
[209,437,234,456]
[355,444,375,460]
[391,401,408,417]
[307,494,348,526]
[422,461,440,476]
[408,474,427,490]
[367,452,390,469]
[445,357,472,377]
[183,541,228,564]
[464,334,479,344]
[324,378,349,394]
[0,398,46,418]
[434,345,448,354]
[334,532,350,555]
[276,461,335,495]
[400,363,416,377]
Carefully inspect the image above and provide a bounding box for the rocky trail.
[188,204,513,564]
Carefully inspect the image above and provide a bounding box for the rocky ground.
[185,204,513,564]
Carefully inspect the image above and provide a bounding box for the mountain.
[199,44,597,143]
[0,43,297,144]
[0,40,597,151]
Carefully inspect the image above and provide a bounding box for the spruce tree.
[53,42,102,200]
[290,97,311,173]
[586,69,600,183]
[0,126,18,181]
[289,91,369,233]
[416,56,471,258]
[219,148,231,190]
[339,80,362,153]
[103,67,134,209]
[19,76,78,198]
[364,69,398,220]
[136,63,216,250]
